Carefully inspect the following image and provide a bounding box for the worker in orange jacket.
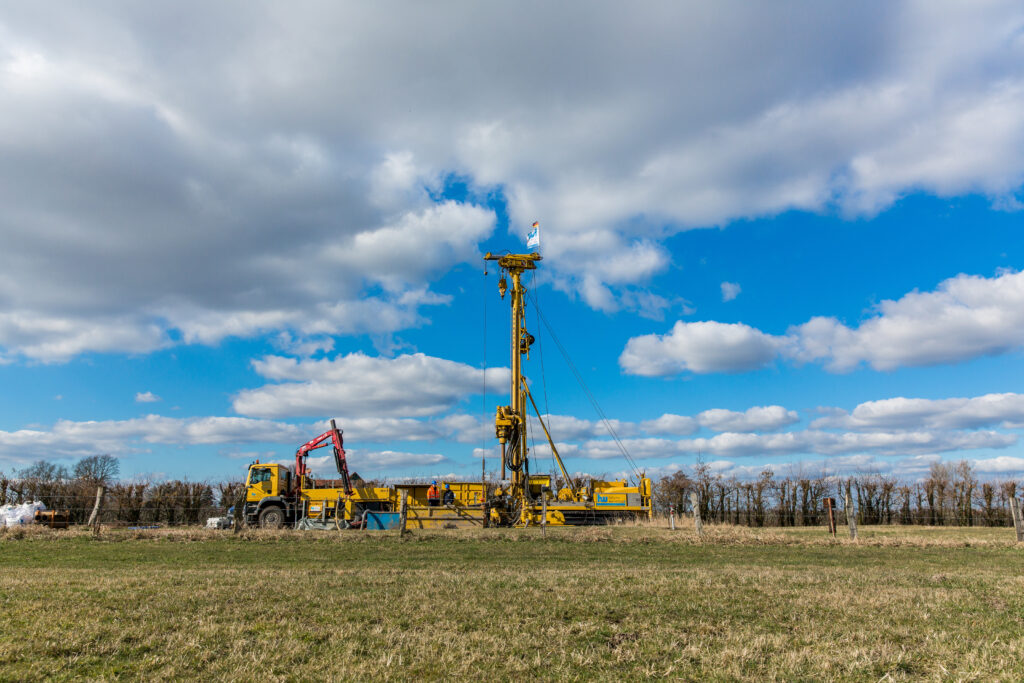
[427,480,440,506]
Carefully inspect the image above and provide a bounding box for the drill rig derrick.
[484,251,540,506]
[484,248,653,527]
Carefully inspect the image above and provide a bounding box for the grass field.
[1,524,1022,681]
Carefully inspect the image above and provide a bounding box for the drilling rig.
[484,251,653,526]
[241,250,651,530]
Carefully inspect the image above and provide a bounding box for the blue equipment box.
[363,511,402,530]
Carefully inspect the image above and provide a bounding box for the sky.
[2,2,1024,483]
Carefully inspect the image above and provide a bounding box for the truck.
[243,420,488,529]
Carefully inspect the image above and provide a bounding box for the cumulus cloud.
[812,392,1024,431]
[970,456,1024,474]
[324,417,443,444]
[620,321,781,375]
[788,269,1024,371]
[623,454,1024,480]
[697,406,800,433]
[625,270,1024,376]
[134,391,160,403]
[639,406,798,434]
[721,282,741,302]
[639,414,699,436]
[232,352,510,419]
[272,333,334,358]
[2,4,1024,358]
[302,450,447,477]
[578,429,1015,460]
[0,415,307,459]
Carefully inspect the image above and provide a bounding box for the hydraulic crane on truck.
[294,419,352,495]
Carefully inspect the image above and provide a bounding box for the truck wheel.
[258,505,285,529]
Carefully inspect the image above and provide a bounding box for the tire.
[258,505,286,529]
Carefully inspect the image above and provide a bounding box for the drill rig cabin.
[242,250,652,529]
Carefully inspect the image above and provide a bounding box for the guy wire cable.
[481,262,488,481]
[532,270,556,478]
[527,291,642,481]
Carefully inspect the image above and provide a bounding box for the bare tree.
[73,455,120,484]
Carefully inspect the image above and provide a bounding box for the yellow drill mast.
[484,251,540,502]
[484,248,653,527]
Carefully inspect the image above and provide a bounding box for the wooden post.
[846,491,858,541]
[690,492,703,536]
[824,497,837,538]
[1010,497,1024,543]
[541,495,547,539]
[669,504,676,531]
[87,485,105,533]
[398,492,408,537]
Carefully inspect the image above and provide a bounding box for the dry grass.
[1,525,1022,681]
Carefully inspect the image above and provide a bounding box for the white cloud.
[788,269,1024,371]
[306,449,448,475]
[272,332,334,358]
[625,270,1024,376]
[0,312,168,363]
[620,321,781,375]
[324,417,442,444]
[639,414,699,436]
[970,456,1024,474]
[0,415,307,459]
[813,392,1024,431]
[135,391,160,403]
[697,406,799,433]
[634,454,1024,480]
[638,407,798,434]
[232,352,510,419]
[577,429,1015,460]
[2,4,1024,358]
[721,282,741,302]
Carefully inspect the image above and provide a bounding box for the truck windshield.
[249,468,272,485]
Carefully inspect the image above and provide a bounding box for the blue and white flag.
[526,221,540,249]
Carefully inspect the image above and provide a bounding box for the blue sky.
[2,3,1024,483]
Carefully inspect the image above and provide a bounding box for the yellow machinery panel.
[404,504,487,529]
[399,483,488,529]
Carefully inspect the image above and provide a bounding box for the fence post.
[398,492,408,537]
[87,485,106,533]
[845,491,858,541]
[669,503,676,531]
[824,497,837,538]
[541,494,547,539]
[1010,497,1024,543]
[690,492,703,536]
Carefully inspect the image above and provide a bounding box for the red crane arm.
[294,419,352,495]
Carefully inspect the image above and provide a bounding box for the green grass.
[1,524,1022,681]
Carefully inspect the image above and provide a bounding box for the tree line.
[654,460,1023,527]
[0,456,243,526]
[4,455,1023,527]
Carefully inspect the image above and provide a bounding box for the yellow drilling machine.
[242,250,652,529]
[483,251,652,526]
